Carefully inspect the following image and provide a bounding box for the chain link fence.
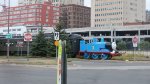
[117,40,150,61]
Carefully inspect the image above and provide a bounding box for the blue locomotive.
[79,37,121,60]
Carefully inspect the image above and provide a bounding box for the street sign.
[54,32,59,40]
[5,33,12,39]
[16,41,23,47]
[54,40,59,46]
[24,33,32,41]
[132,36,138,47]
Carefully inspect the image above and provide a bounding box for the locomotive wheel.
[101,54,109,60]
[107,55,112,60]
[92,54,99,60]
[84,53,90,59]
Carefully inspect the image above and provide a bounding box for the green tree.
[31,31,48,57]
[54,20,66,34]
[139,41,150,50]
[47,36,56,57]
[117,40,127,50]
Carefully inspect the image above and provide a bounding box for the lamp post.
[7,0,10,61]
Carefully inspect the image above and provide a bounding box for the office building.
[146,10,150,22]
[91,0,146,27]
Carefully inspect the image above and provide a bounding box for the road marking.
[68,66,150,70]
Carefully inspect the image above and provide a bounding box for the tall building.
[60,4,90,28]
[50,0,84,6]
[91,0,146,27]
[0,2,60,27]
[146,10,150,22]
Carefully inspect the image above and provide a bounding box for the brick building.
[0,2,60,27]
[60,4,90,28]
[50,0,84,6]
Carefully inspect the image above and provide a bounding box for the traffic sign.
[24,33,32,41]
[54,32,59,40]
[132,36,138,47]
[5,33,12,39]
[54,40,59,46]
[16,41,23,47]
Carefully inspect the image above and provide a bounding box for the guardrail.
[120,50,150,57]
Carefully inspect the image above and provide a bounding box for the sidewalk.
[0,56,75,66]
[0,56,57,65]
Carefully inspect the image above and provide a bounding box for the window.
[3,30,7,32]
[12,34,16,36]
[17,29,21,31]
[12,29,16,31]
[17,34,21,36]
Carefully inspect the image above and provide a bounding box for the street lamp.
[7,0,10,61]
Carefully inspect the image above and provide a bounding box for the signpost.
[54,32,59,59]
[57,40,67,84]
[57,40,62,84]
[61,41,67,84]
[24,33,32,61]
[132,35,138,61]
[5,33,12,61]
[16,41,24,56]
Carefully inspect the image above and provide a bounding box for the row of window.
[95,1,122,6]
[3,29,21,32]
[95,17,122,22]
[95,7,122,12]
[95,23,122,27]
[6,5,42,11]
[0,17,41,22]
[0,10,42,17]
[52,0,59,2]
[95,12,123,16]
[12,34,22,36]
[61,7,90,13]
[0,33,21,36]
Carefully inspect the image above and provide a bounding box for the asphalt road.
[0,61,150,84]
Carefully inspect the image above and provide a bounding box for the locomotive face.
[112,42,117,51]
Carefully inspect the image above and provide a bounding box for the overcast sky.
[0,0,150,10]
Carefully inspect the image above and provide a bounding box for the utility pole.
[7,0,10,61]
[62,41,67,84]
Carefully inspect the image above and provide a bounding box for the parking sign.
[54,32,59,40]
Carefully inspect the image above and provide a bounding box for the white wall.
[0,26,27,36]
